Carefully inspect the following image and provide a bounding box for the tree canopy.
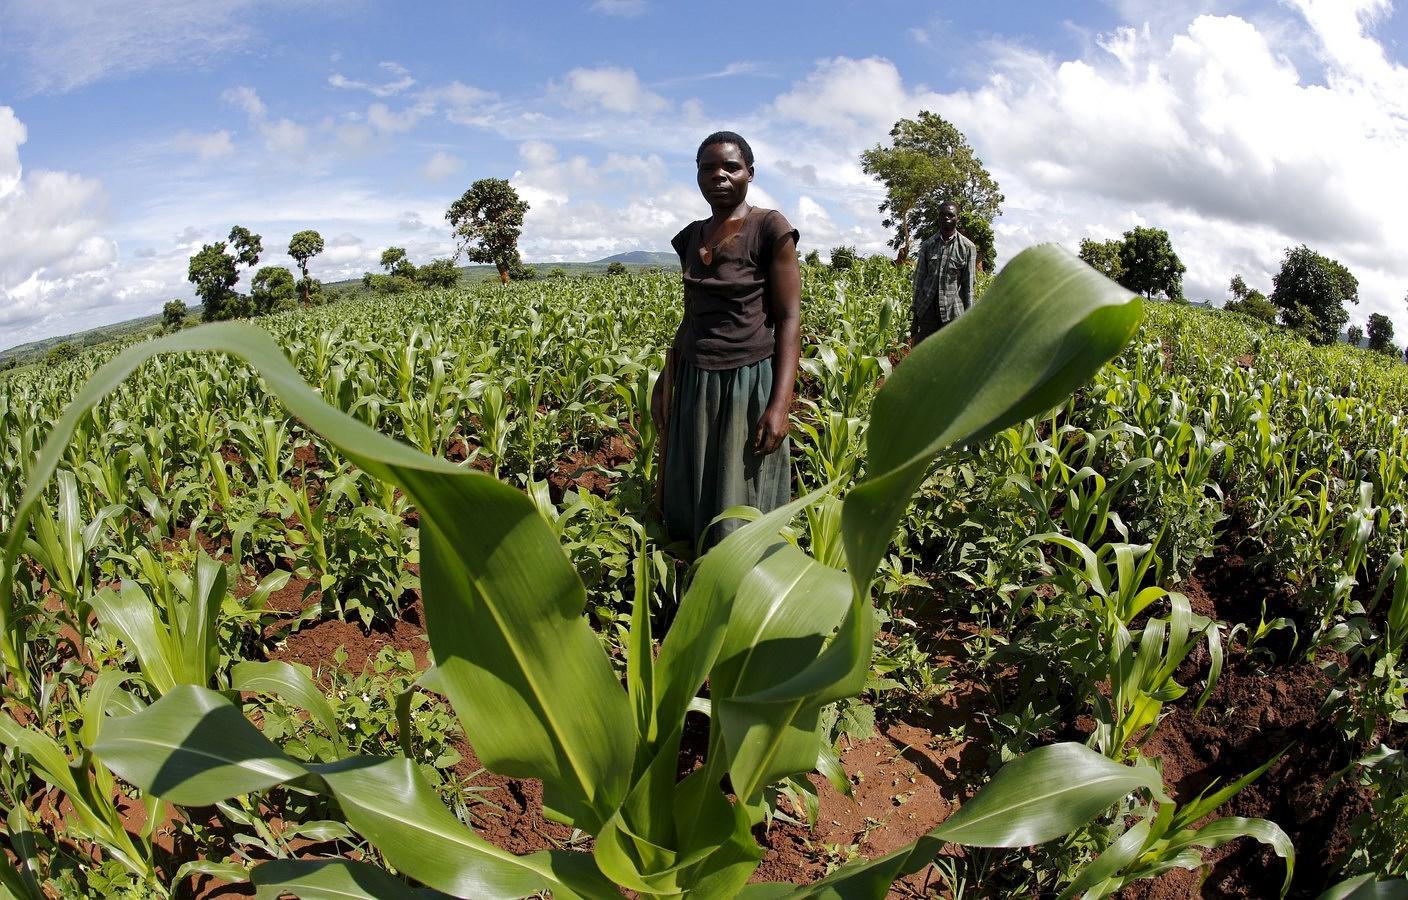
[1117,226,1185,301]
[251,266,297,315]
[287,230,325,306]
[189,226,264,322]
[446,178,530,283]
[1078,239,1125,284]
[860,111,1002,264]
[1347,324,1364,347]
[1224,273,1277,324]
[1367,312,1396,355]
[1270,245,1359,346]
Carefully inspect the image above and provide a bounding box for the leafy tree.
[227,226,262,267]
[380,247,416,278]
[161,299,188,332]
[287,230,325,305]
[190,226,263,321]
[1078,239,1125,283]
[189,243,241,321]
[1347,324,1365,347]
[803,249,821,267]
[548,266,568,279]
[1225,290,1277,324]
[506,254,537,281]
[605,261,628,276]
[251,266,297,314]
[45,342,76,364]
[446,178,530,283]
[1223,273,1276,323]
[829,245,859,271]
[415,258,461,288]
[1367,312,1396,356]
[860,111,1003,264]
[957,210,996,272]
[1270,245,1359,346]
[1117,226,1184,301]
[0,358,15,373]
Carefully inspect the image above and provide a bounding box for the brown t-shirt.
[670,208,799,370]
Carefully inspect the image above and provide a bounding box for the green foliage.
[379,247,415,278]
[7,246,1144,898]
[605,261,628,276]
[161,299,189,332]
[1368,313,1397,356]
[415,258,461,288]
[251,266,297,315]
[1226,290,1278,324]
[446,178,530,283]
[959,209,996,272]
[44,341,77,364]
[1116,226,1185,301]
[1079,239,1125,283]
[829,245,859,270]
[1271,244,1359,346]
[190,226,264,322]
[548,266,569,278]
[860,111,1003,263]
[1349,324,1366,347]
[803,250,821,267]
[288,230,325,305]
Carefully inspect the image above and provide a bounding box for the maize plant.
[1,246,1158,898]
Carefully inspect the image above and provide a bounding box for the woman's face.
[696,142,752,210]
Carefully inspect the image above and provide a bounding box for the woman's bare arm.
[755,233,800,455]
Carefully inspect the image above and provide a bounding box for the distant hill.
[0,252,677,365]
[598,250,677,266]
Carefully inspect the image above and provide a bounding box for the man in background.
[910,200,977,345]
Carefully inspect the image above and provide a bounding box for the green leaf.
[250,858,447,899]
[93,684,306,805]
[1318,876,1408,900]
[769,743,1164,899]
[1163,817,1293,897]
[233,660,340,742]
[843,245,1142,592]
[310,755,615,900]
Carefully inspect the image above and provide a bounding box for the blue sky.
[2,0,1407,349]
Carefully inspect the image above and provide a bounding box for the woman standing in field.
[651,131,801,552]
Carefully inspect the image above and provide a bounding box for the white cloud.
[589,0,647,17]
[561,66,670,114]
[328,62,416,97]
[421,151,463,182]
[0,107,119,342]
[923,10,1408,323]
[172,129,235,160]
[3,0,261,93]
[770,56,940,135]
[223,86,309,155]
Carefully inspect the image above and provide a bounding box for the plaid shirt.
[911,230,977,336]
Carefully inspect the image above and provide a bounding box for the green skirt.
[663,355,792,552]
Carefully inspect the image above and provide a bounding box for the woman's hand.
[753,403,790,456]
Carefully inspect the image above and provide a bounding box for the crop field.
[1,250,1406,898]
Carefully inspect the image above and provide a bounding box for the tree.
[860,111,1003,264]
[161,299,188,332]
[1367,313,1396,356]
[605,261,628,276]
[548,266,568,279]
[446,178,530,283]
[1223,273,1276,324]
[1347,324,1365,347]
[958,210,996,272]
[287,230,324,306]
[45,342,76,364]
[1270,245,1359,346]
[380,247,416,278]
[1117,226,1185,301]
[803,249,821,267]
[1078,239,1125,283]
[190,226,263,321]
[251,266,297,314]
[829,245,859,271]
[416,258,461,288]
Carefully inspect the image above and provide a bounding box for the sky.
[1,0,1407,350]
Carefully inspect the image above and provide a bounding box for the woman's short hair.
[696,131,754,168]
